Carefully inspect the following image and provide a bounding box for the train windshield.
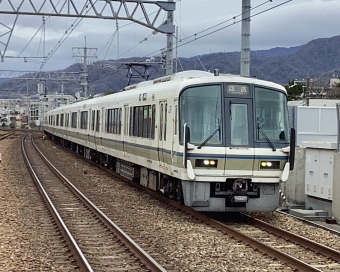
[179,85,222,145]
[255,87,289,142]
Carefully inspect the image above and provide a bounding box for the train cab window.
[254,87,289,142]
[179,85,222,145]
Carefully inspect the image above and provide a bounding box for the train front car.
[179,76,294,212]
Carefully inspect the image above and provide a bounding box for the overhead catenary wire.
[39,0,97,70]
[142,0,292,62]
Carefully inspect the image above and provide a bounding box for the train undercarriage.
[46,132,278,212]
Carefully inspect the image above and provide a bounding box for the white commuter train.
[43,70,295,212]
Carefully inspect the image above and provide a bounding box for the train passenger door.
[158,101,167,167]
[224,98,254,175]
[172,100,178,166]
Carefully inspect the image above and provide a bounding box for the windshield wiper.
[197,128,220,149]
[257,124,276,151]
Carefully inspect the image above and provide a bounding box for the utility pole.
[165,0,174,76]
[72,37,97,98]
[240,0,251,77]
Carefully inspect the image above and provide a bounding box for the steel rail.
[43,134,325,271]
[243,213,340,263]
[31,133,167,272]
[21,133,94,272]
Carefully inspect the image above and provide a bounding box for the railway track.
[209,213,340,271]
[36,132,340,271]
[22,132,167,272]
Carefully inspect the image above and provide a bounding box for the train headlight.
[195,159,218,168]
[260,161,280,169]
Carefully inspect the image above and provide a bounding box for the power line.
[144,0,292,60]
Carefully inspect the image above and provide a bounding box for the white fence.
[289,106,338,146]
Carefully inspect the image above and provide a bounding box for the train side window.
[56,114,59,126]
[80,111,88,129]
[106,108,121,134]
[96,110,100,132]
[71,112,77,128]
[124,106,129,136]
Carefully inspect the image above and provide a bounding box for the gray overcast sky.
[0,0,339,72]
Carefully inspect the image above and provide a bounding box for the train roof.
[46,70,286,114]
[122,70,286,92]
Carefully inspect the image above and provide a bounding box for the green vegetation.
[285,80,304,101]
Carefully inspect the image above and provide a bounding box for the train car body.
[43,70,295,212]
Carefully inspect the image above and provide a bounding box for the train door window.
[114,108,121,134]
[71,112,77,128]
[108,109,112,133]
[160,103,164,140]
[164,103,167,141]
[124,105,129,136]
[60,114,64,127]
[151,104,156,139]
[91,110,95,131]
[105,109,108,133]
[138,106,143,137]
[118,108,122,134]
[56,114,59,126]
[230,104,249,146]
[129,107,133,136]
[65,113,69,127]
[174,104,178,136]
[96,110,100,132]
[143,105,149,138]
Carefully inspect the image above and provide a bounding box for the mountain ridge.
[1,35,340,97]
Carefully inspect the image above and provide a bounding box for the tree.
[285,80,304,101]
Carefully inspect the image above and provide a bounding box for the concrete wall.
[333,153,340,222]
[281,147,306,206]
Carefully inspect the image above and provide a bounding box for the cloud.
[0,0,339,72]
